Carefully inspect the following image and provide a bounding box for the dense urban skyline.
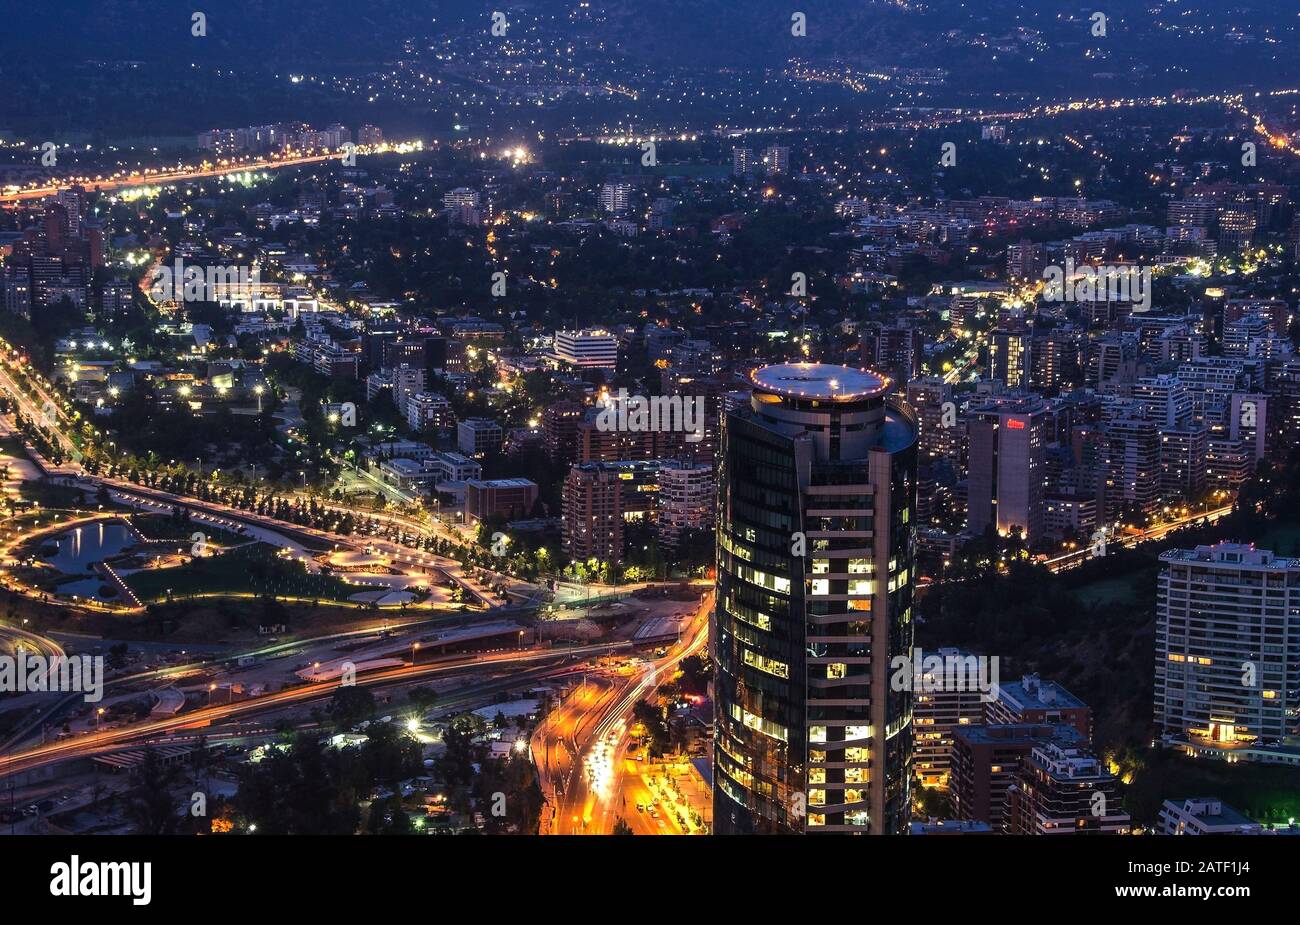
[0,0,1295,904]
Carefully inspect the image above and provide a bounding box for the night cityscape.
[1,0,1298,902]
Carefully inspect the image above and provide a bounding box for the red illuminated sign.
[1006,419,1026,429]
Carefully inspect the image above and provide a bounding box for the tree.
[123,748,185,834]
[365,795,414,835]
[327,686,376,732]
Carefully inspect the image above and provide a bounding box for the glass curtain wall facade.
[714,363,917,834]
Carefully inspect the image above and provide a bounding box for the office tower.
[1155,543,1300,762]
[762,145,790,176]
[990,327,1032,389]
[383,337,427,370]
[554,328,619,371]
[966,398,1048,542]
[465,479,539,524]
[1007,743,1131,834]
[913,648,988,789]
[732,147,754,177]
[986,674,1092,741]
[655,460,714,549]
[714,363,917,834]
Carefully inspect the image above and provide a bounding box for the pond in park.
[43,522,137,574]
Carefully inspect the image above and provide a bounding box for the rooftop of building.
[1161,542,1299,570]
[749,362,890,401]
[953,722,1083,747]
[909,819,993,835]
[996,673,1088,712]
[1162,798,1256,827]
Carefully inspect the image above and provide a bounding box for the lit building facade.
[714,363,917,834]
[1155,543,1300,763]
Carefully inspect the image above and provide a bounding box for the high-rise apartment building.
[1007,743,1132,834]
[913,648,988,789]
[715,363,917,834]
[905,377,959,465]
[599,181,635,214]
[990,327,1033,389]
[656,460,715,549]
[1155,543,1300,763]
[732,147,755,177]
[762,145,790,176]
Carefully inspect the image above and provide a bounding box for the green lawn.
[125,542,366,604]
[1071,572,1148,608]
[1125,750,1300,826]
[1250,523,1300,558]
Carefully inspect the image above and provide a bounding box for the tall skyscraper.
[966,398,1048,542]
[714,363,917,834]
[1155,543,1300,762]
